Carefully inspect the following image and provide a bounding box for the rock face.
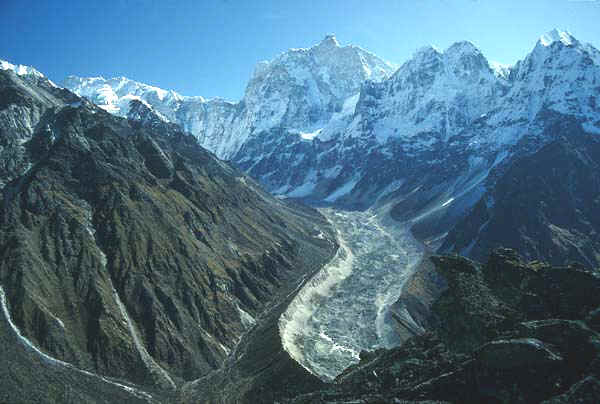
[0,67,337,401]
[0,62,78,189]
[440,129,600,267]
[288,249,600,403]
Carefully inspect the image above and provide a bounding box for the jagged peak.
[445,40,482,56]
[249,35,394,84]
[489,61,511,79]
[538,29,577,48]
[413,45,442,57]
[64,74,185,103]
[315,34,340,49]
[0,58,45,78]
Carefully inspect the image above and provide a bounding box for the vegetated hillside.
[0,68,337,402]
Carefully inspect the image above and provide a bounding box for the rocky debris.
[286,249,600,403]
[389,251,446,343]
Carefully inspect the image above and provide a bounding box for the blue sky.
[1,0,599,100]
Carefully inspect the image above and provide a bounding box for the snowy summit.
[538,28,576,47]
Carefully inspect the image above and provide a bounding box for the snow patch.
[298,128,323,141]
[237,304,256,329]
[324,176,360,202]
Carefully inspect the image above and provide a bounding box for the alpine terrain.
[0,26,599,404]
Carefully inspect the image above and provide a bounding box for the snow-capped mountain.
[62,75,186,119]
[232,29,600,246]
[63,30,600,244]
[64,35,395,159]
[0,59,47,80]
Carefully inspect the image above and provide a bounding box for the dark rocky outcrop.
[287,249,600,403]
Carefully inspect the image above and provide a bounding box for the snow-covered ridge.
[59,29,600,205]
[489,61,512,79]
[64,35,395,159]
[62,75,186,119]
[0,59,45,78]
[539,28,576,47]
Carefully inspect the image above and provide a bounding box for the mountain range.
[62,30,600,250]
[1,28,600,403]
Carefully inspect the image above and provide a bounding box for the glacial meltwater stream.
[279,207,424,381]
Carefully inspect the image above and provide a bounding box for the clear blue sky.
[1,0,599,100]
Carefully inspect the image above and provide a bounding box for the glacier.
[279,208,423,381]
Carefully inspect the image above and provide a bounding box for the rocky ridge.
[440,128,600,267]
[288,249,600,403]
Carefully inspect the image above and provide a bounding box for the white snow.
[237,304,256,329]
[65,36,394,160]
[0,59,45,78]
[62,30,600,206]
[539,29,574,47]
[111,283,176,389]
[441,197,455,207]
[298,128,323,141]
[489,61,511,79]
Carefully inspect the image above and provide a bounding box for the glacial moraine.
[279,207,424,381]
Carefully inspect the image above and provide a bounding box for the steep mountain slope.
[440,126,600,267]
[64,35,395,160]
[0,67,337,401]
[0,60,78,188]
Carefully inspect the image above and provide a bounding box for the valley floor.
[280,207,424,381]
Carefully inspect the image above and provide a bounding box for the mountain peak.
[315,34,340,49]
[445,40,481,56]
[0,59,45,79]
[413,45,441,59]
[538,29,576,47]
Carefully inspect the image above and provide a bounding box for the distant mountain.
[64,31,600,249]
[0,64,336,402]
[64,35,394,160]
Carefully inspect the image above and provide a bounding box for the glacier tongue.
[279,208,423,381]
